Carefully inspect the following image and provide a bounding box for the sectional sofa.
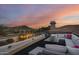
[29,33,79,55]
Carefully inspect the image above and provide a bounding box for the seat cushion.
[41,49,65,55]
[45,44,67,53]
[67,46,79,55]
[29,47,44,55]
[65,39,74,47]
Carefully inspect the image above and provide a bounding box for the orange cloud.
[54,5,79,27]
[9,5,79,28]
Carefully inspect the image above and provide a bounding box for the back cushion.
[72,35,79,46]
[73,39,79,46]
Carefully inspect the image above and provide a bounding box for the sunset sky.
[0,4,79,28]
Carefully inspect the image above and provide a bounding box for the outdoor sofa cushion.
[45,44,67,53]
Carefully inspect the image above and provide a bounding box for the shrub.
[6,39,14,44]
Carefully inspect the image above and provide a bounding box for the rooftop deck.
[0,33,79,55]
[14,33,71,55]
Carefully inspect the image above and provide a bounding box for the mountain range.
[54,25,79,33]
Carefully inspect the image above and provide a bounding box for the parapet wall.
[0,34,45,55]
